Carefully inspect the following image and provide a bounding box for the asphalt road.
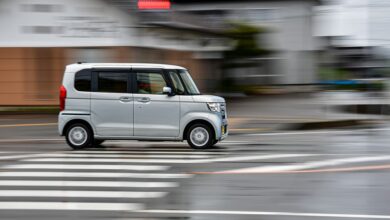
[1,115,390,219]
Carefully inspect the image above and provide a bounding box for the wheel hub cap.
[69,127,87,146]
[190,127,209,147]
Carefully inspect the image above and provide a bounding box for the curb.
[0,107,59,115]
[284,119,379,130]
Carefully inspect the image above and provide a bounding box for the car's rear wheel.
[65,123,93,150]
[187,123,214,149]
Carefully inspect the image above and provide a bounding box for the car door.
[91,69,133,137]
[132,68,180,137]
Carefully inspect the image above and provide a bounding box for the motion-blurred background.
[0,0,389,107]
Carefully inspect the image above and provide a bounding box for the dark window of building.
[75,70,91,92]
[97,72,127,93]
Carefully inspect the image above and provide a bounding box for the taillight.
[59,85,67,111]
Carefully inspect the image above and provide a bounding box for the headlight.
[207,102,221,112]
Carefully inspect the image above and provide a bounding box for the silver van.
[59,63,228,150]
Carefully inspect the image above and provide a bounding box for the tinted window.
[136,72,167,94]
[97,72,127,93]
[75,70,91,92]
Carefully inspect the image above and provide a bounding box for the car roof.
[65,63,186,73]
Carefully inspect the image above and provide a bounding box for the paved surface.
[227,93,388,133]
[1,113,390,219]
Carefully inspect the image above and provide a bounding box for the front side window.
[178,69,200,95]
[74,70,91,92]
[97,72,127,93]
[136,72,167,94]
[168,70,185,95]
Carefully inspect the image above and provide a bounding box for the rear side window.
[97,72,127,93]
[74,70,91,92]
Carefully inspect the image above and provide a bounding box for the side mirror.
[162,86,173,96]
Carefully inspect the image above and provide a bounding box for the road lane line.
[0,123,57,128]
[22,154,313,164]
[3,164,169,171]
[0,202,142,211]
[0,190,167,198]
[207,154,313,163]
[0,172,192,178]
[283,164,390,173]
[244,127,390,136]
[208,155,390,174]
[0,180,178,188]
[135,209,390,219]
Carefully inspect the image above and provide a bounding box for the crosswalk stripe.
[40,153,212,159]
[0,202,142,211]
[0,172,192,178]
[22,154,312,164]
[68,150,228,155]
[3,164,168,171]
[22,158,201,163]
[0,180,178,188]
[0,190,167,198]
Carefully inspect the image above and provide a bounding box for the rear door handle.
[137,97,150,103]
[119,96,132,102]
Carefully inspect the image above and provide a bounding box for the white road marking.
[0,172,192,179]
[136,209,390,219]
[69,150,229,155]
[0,180,178,188]
[0,202,142,211]
[220,155,390,173]
[22,158,201,163]
[40,153,212,159]
[0,190,166,198]
[0,151,64,161]
[206,154,313,163]
[244,127,390,136]
[22,154,312,164]
[3,164,168,171]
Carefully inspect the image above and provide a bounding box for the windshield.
[178,69,200,95]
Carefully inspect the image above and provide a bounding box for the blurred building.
[0,0,321,106]
[315,0,390,80]
[141,0,321,87]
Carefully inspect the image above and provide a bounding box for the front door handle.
[119,96,132,102]
[137,97,150,103]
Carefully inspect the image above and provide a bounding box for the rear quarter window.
[74,69,91,92]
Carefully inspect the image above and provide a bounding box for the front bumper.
[219,120,228,141]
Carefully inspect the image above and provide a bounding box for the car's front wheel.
[186,123,214,149]
[65,123,93,150]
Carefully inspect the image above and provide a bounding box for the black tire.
[211,139,218,146]
[93,139,105,146]
[65,123,93,150]
[186,123,214,150]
